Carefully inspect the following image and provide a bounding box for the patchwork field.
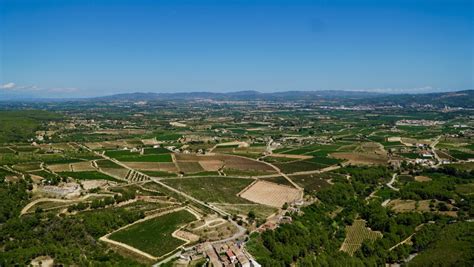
[239,180,301,208]
[340,219,382,256]
[70,161,96,172]
[108,209,198,258]
[176,162,205,173]
[162,176,255,204]
[331,152,388,165]
[175,154,275,173]
[123,162,178,172]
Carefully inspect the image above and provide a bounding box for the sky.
[0,0,473,98]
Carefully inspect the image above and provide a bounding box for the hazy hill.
[92,89,473,108]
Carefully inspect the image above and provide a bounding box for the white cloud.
[0,82,16,89]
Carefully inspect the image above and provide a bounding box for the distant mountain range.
[1,89,473,108]
[92,90,385,101]
[91,89,474,108]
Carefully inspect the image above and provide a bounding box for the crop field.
[447,150,474,160]
[120,200,175,213]
[12,162,42,172]
[176,162,205,173]
[96,160,122,169]
[70,161,96,172]
[59,171,119,182]
[175,154,275,173]
[274,160,328,173]
[198,160,224,171]
[340,220,382,256]
[123,162,178,172]
[239,180,301,208]
[331,152,388,165]
[47,163,72,172]
[259,176,293,186]
[447,162,474,171]
[100,167,130,180]
[115,153,173,162]
[141,171,178,177]
[290,174,332,193]
[143,147,170,154]
[108,209,197,258]
[162,176,254,204]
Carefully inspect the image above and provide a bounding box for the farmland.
[108,209,197,258]
[340,220,383,256]
[0,92,473,266]
[239,180,302,207]
[161,176,254,204]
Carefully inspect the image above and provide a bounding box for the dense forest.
[0,169,145,266]
[247,167,474,266]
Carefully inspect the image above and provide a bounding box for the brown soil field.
[176,154,275,172]
[176,162,205,173]
[198,160,224,171]
[414,175,432,182]
[124,162,178,172]
[84,142,104,150]
[331,152,387,165]
[239,180,301,208]
[48,163,72,172]
[71,161,96,172]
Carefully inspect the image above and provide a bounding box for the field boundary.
[100,206,200,261]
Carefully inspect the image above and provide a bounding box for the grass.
[59,171,120,182]
[162,176,254,204]
[96,159,122,168]
[143,147,170,154]
[109,209,197,258]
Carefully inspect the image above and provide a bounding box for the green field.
[143,147,170,154]
[162,176,254,203]
[109,209,197,257]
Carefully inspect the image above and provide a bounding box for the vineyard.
[340,219,382,256]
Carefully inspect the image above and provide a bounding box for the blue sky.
[1,0,473,97]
